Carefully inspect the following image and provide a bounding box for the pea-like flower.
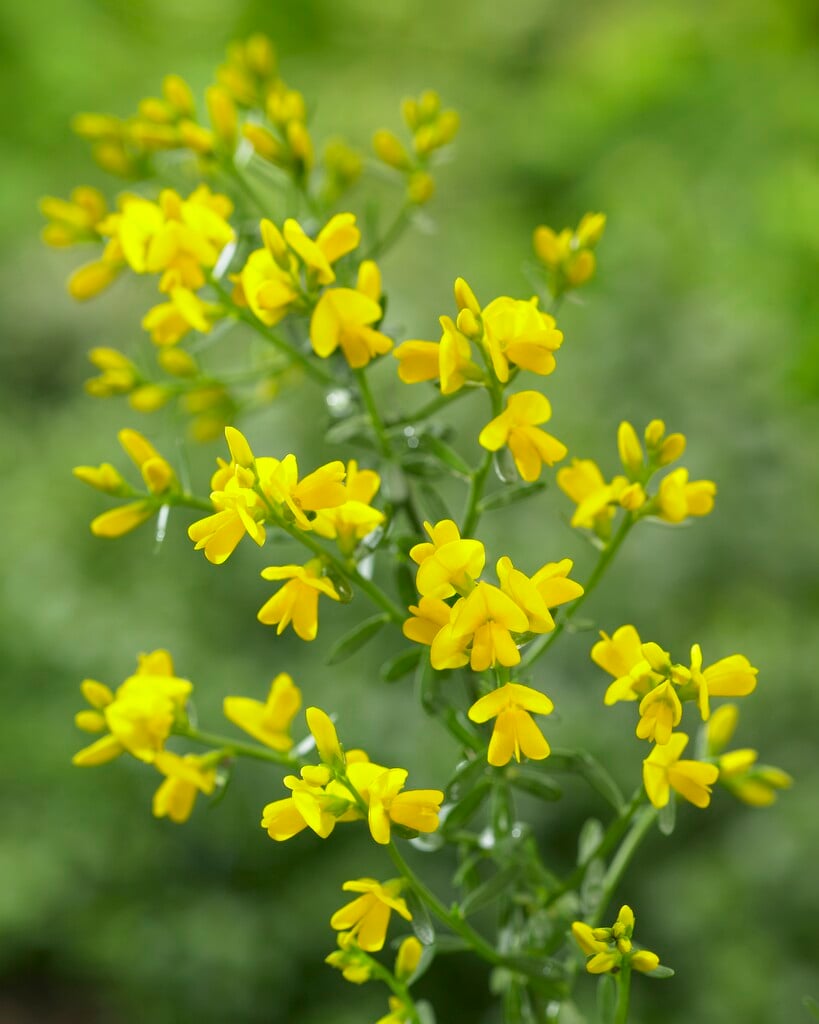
[468,682,554,766]
[642,733,719,808]
[707,704,792,807]
[152,751,217,823]
[223,673,302,751]
[257,560,342,641]
[572,904,662,976]
[410,518,485,599]
[478,391,567,482]
[310,260,393,368]
[330,878,411,952]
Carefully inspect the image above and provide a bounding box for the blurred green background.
[2,0,818,1021]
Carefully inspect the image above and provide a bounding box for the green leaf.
[446,754,488,797]
[547,749,625,812]
[443,778,492,832]
[381,647,422,683]
[401,453,446,479]
[326,613,389,664]
[658,794,676,836]
[393,560,417,609]
[417,481,450,523]
[506,766,563,802]
[577,818,604,864]
[459,863,520,916]
[597,974,617,1023]
[324,414,375,448]
[803,996,819,1021]
[420,434,472,476]
[405,888,435,945]
[580,858,604,916]
[416,1001,437,1024]
[645,964,675,979]
[478,480,547,512]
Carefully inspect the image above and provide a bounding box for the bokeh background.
[3,1,818,1021]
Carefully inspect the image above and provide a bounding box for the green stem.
[169,491,215,513]
[175,723,298,767]
[461,387,504,535]
[591,805,657,927]
[388,841,506,969]
[273,515,405,625]
[365,202,412,261]
[520,516,633,669]
[393,387,470,427]
[208,276,334,386]
[544,789,643,910]
[355,367,392,459]
[614,962,632,1024]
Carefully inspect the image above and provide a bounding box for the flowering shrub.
[45,34,791,1024]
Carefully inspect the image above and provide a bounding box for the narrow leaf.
[443,778,492,832]
[507,766,563,802]
[460,863,519,916]
[326,613,388,664]
[381,647,422,683]
[405,888,435,945]
[421,434,472,476]
[577,818,604,865]
[658,794,676,836]
[645,964,675,979]
[478,480,547,512]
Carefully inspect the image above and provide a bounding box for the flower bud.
[373,129,411,170]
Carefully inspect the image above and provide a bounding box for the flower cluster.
[572,905,661,976]
[533,211,606,298]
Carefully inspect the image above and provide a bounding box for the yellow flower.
[635,681,682,745]
[394,314,482,394]
[557,459,627,532]
[310,261,393,368]
[257,561,341,640]
[325,934,374,985]
[217,34,278,107]
[152,751,217,823]
[261,778,338,842]
[402,596,452,647]
[480,296,563,383]
[591,625,644,685]
[376,998,414,1024]
[533,212,606,295]
[643,733,719,809]
[311,460,385,554]
[330,878,411,952]
[40,186,108,246]
[479,392,567,482]
[306,706,345,766]
[83,347,139,398]
[257,453,347,530]
[239,225,300,327]
[395,936,423,981]
[410,518,486,599]
[223,673,301,751]
[572,904,661,975]
[284,213,361,285]
[643,419,686,467]
[98,186,234,293]
[496,555,582,634]
[188,465,265,564]
[441,582,529,671]
[142,286,220,346]
[690,644,758,698]
[656,468,716,522]
[79,429,176,538]
[706,704,792,807]
[73,650,192,766]
[366,767,444,845]
[468,682,554,766]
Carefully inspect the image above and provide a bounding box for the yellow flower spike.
[636,681,683,745]
[330,878,412,953]
[448,582,529,672]
[643,732,719,809]
[395,936,423,982]
[152,751,217,824]
[257,562,341,641]
[617,421,644,478]
[403,596,453,647]
[479,391,567,482]
[657,467,717,522]
[306,706,345,766]
[223,673,301,751]
[480,296,563,382]
[468,682,554,767]
[310,285,392,368]
[410,519,486,599]
[366,768,444,845]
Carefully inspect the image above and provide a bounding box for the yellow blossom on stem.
[284,212,360,285]
[636,680,682,745]
[643,732,719,809]
[393,314,482,394]
[40,186,108,246]
[223,673,301,751]
[310,261,392,368]
[330,878,411,952]
[311,460,385,554]
[479,391,567,482]
[410,519,485,599]
[557,458,627,533]
[402,596,452,647]
[142,286,221,345]
[572,904,661,975]
[656,468,716,522]
[442,582,529,671]
[366,767,444,845]
[306,706,345,766]
[706,704,792,807]
[257,454,347,530]
[468,682,554,766]
[188,464,265,564]
[496,555,583,633]
[480,295,563,383]
[84,347,139,398]
[395,936,423,982]
[152,751,218,823]
[533,212,606,296]
[257,561,341,641]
